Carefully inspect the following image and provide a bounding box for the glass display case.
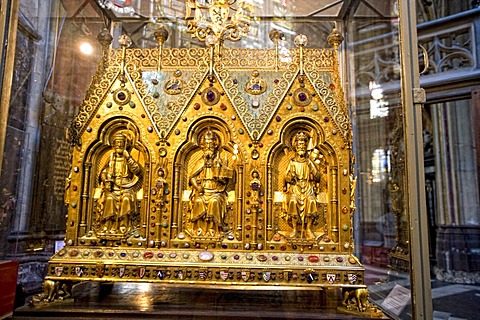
[1,1,479,319]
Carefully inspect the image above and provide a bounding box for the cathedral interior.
[0,1,480,319]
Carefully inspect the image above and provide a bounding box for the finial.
[327,28,344,48]
[118,34,132,48]
[294,34,308,47]
[97,28,113,48]
[269,28,284,43]
[154,26,169,46]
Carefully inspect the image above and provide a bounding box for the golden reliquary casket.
[42,4,381,316]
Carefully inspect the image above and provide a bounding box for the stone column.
[12,3,52,234]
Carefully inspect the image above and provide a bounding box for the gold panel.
[48,28,363,297]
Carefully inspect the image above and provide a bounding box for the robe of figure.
[100,151,141,233]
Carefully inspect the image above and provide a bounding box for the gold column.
[236,165,244,240]
[0,0,19,175]
[330,166,338,242]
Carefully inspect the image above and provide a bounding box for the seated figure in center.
[189,129,234,237]
[283,131,322,239]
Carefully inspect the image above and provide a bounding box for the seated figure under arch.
[283,131,324,240]
[188,129,235,237]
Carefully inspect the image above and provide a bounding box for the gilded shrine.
[43,1,378,315]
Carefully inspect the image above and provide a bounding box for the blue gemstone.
[307,274,314,283]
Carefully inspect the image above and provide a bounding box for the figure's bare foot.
[306,229,315,239]
[289,229,297,238]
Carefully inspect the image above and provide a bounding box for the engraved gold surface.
[50,27,361,295]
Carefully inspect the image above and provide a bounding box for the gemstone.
[324,257,330,262]
[272,256,278,261]
[298,92,307,101]
[152,79,158,85]
[120,252,127,257]
[308,256,319,262]
[298,256,304,262]
[117,92,126,101]
[233,79,238,84]
[307,273,314,283]
[169,253,177,258]
[329,83,335,89]
[220,103,227,110]
[252,83,261,91]
[194,103,200,110]
[234,254,240,260]
[349,256,357,264]
[206,90,216,102]
[158,253,164,258]
[276,116,281,122]
[221,254,227,259]
[274,79,279,84]
[199,251,214,261]
[157,270,165,279]
[222,243,228,249]
[336,257,344,262]
[257,254,268,262]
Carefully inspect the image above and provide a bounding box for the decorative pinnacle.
[294,34,308,47]
[269,28,285,43]
[97,28,113,48]
[154,26,169,45]
[327,28,344,48]
[118,34,132,48]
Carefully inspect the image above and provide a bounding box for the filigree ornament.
[245,70,267,95]
[185,0,252,43]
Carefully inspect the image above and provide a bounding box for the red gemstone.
[194,103,200,110]
[329,83,335,89]
[144,252,154,258]
[220,103,227,110]
[308,255,319,262]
